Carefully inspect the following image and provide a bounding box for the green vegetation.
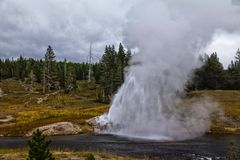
[99,44,131,103]
[2,46,240,103]
[188,50,240,90]
[27,129,55,160]
[0,43,132,103]
[0,149,141,160]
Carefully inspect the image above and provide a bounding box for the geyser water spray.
[97,0,240,141]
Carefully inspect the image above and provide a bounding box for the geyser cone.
[97,0,240,141]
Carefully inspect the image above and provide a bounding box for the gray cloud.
[0,0,129,62]
[204,31,240,68]
[1,0,240,65]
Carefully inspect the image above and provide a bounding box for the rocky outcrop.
[26,122,82,136]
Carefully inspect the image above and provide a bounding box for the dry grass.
[0,149,143,160]
[189,90,240,134]
[0,79,108,136]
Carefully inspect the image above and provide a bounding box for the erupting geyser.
[97,0,240,141]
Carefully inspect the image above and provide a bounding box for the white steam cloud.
[97,0,240,141]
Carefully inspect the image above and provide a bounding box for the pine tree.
[235,48,240,62]
[16,55,27,81]
[33,60,44,83]
[55,61,64,89]
[117,43,126,84]
[43,46,56,93]
[109,45,118,94]
[27,129,55,160]
[189,53,226,90]
[65,63,76,94]
[98,44,131,102]
[64,58,67,89]
[99,46,113,102]
[25,70,36,89]
[206,53,226,89]
[125,49,132,67]
[234,49,240,89]
[2,58,13,79]
[187,54,206,90]
[228,49,240,89]
[92,63,101,84]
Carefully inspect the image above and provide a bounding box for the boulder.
[26,122,82,136]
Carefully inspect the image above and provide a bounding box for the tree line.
[1,45,240,99]
[0,47,94,93]
[0,43,131,100]
[188,49,240,90]
[98,43,131,102]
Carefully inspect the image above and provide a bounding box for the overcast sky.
[204,31,240,68]
[0,0,240,66]
[0,0,130,62]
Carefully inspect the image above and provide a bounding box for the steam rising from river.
[97,0,240,141]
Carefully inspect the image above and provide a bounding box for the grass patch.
[190,90,240,134]
[0,149,142,160]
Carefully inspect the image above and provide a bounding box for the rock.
[0,115,14,123]
[26,122,82,136]
[86,115,112,133]
[86,117,98,125]
[37,98,44,104]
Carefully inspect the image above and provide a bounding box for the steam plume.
[97,0,240,140]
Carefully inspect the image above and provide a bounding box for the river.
[0,134,239,159]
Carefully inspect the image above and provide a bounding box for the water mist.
[97,0,240,141]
